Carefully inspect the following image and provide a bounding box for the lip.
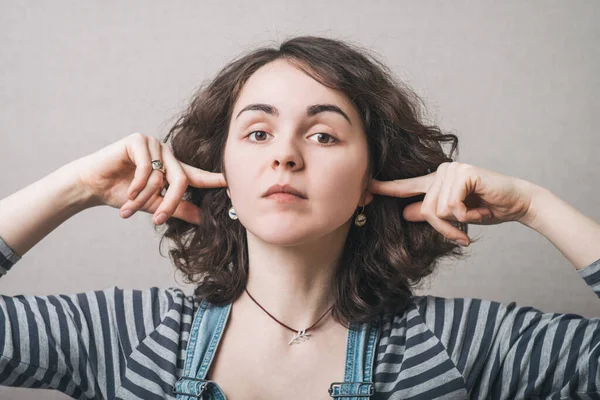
[262,184,307,199]
[264,193,306,203]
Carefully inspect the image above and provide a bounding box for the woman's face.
[223,59,372,246]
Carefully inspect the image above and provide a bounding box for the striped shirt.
[1,235,599,399]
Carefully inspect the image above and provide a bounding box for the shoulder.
[101,286,201,355]
[105,285,200,318]
[48,285,202,338]
[377,295,525,346]
[386,295,528,331]
[410,294,522,325]
[378,293,582,359]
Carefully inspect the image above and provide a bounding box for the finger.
[169,200,203,225]
[464,207,494,224]
[125,134,153,200]
[404,201,487,226]
[179,161,227,188]
[448,174,492,222]
[420,164,445,221]
[402,201,425,222]
[151,143,199,225]
[369,174,434,198]
[436,163,457,220]
[120,137,164,218]
[419,166,471,245]
[137,194,202,225]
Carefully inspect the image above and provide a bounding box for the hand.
[368,162,534,245]
[72,132,227,225]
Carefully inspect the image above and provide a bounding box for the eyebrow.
[235,103,352,126]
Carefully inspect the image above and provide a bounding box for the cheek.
[224,147,259,203]
[322,147,367,194]
[327,171,362,206]
[311,156,365,213]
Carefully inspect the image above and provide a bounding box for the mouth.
[264,192,306,203]
[262,184,307,199]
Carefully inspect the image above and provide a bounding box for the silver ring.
[151,160,166,174]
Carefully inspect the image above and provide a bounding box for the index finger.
[179,162,227,188]
[369,174,434,198]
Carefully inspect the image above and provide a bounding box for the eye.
[247,130,272,143]
[308,132,339,145]
[245,130,339,145]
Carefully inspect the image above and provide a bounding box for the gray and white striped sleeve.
[417,257,600,399]
[0,233,178,398]
[0,285,177,399]
[0,236,20,277]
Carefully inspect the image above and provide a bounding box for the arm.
[412,184,600,398]
[0,160,94,261]
[518,180,600,271]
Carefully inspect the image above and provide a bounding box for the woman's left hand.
[368,162,536,246]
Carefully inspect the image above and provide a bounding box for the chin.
[242,215,317,246]
[257,234,313,247]
[250,226,316,246]
[244,215,351,247]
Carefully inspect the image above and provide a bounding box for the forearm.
[0,161,93,257]
[519,181,600,271]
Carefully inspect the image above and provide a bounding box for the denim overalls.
[173,299,380,399]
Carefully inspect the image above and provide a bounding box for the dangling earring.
[354,205,366,227]
[228,206,238,220]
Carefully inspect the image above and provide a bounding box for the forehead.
[233,59,357,117]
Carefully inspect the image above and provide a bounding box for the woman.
[0,36,598,399]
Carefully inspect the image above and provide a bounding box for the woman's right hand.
[73,132,227,225]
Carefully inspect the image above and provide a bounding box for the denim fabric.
[173,299,380,399]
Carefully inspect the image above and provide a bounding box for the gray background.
[1,1,598,398]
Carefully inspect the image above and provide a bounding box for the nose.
[270,136,304,171]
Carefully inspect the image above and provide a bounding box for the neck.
[241,221,350,332]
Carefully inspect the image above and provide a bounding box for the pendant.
[288,329,311,345]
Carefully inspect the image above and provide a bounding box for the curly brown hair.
[158,35,474,326]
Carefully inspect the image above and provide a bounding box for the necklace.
[244,288,334,345]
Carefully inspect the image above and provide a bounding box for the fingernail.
[130,191,138,200]
[121,209,133,219]
[154,213,167,225]
[455,239,469,247]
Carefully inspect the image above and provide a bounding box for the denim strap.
[328,317,380,399]
[173,300,231,399]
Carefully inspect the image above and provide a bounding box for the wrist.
[0,161,97,258]
[516,179,552,231]
[57,161,102,211]
[515,179,600,271]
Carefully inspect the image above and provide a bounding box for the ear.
[226,188,231,198]
[360,190,374,207]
